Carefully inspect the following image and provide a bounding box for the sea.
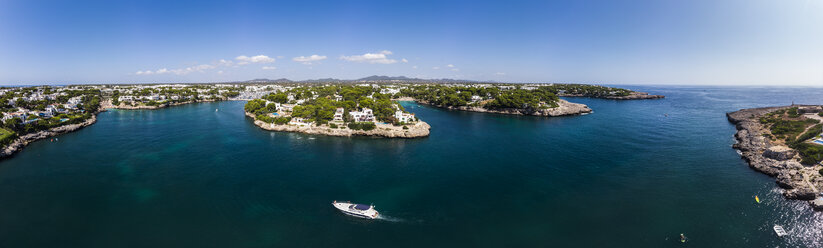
[0,86,821,247]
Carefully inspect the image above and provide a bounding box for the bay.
[0,86,821,247]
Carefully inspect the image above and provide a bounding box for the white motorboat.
[773,225,788,237]
[332,201,379,219]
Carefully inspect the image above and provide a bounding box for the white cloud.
[495,72,506,75]
[262,66,277,70]
[235,55,275,65]
[292,55,327,65]
[135,64,215,76]
[432,67,440,70]
[412,65,418,69]
[451,68,459,71]
[340,50,398,64]
[447,64,455,68]
[402,58,408,63]
[218,59,234,67]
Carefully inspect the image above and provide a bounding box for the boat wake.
[377,214,404,222]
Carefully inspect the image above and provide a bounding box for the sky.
[0,0,821,85]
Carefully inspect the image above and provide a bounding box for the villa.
[333,108,345,122]
[394,111,416,123]
[288,117,313,127]
[349,108,374,122]
[280,104,295,112]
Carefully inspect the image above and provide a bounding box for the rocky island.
[727,105,823,210]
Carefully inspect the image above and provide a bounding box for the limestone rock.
[763,146,795,161]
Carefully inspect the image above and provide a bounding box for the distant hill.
[356,75,418,81]
[242,78,293,83]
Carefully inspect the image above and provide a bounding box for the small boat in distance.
[333,201,379,219]
[773,225,788,237]
[215,108,219,112]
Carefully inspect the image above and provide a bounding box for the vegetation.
[760,110,819,141]
[347,122,376,131]
[399,85,561,110]
[0,128,17,147]
[485,88,559,109]
[787,107,800,118]
[543,84,632,97]
[761,107,823,165]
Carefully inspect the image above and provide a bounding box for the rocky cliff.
[727,106,823,210]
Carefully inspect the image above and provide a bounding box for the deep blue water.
[0,86,822,247]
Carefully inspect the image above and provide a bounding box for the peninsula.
[727,105,823,210]
[399,83,662,116]
[243,84,431,138]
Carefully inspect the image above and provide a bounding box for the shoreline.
[727,106,823,211]
[102,99,225,110]
[557,91,665,100]
[245,112,430,138]
[415,99,593,117]
[0,110,101,159]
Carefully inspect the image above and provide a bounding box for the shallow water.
[0,86,821,247]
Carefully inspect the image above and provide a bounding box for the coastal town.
[0,80,663,157]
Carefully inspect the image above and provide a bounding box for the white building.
[288,117,313,127]
[67,97,83,105]
[118,95,135,102]
[394,111,416,123]
[280,104,295,112]
[349,108,375,122]
[333,108,345,122]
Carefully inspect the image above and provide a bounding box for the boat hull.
[333,202,379,219]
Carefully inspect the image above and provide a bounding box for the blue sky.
[0,0,821,85]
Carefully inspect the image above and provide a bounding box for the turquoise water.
[0,86,822,247]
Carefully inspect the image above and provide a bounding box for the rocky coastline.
[0,111,100,159]
[417,99,593,117]
[727,106,823,210]
[558,91,665,100]
[245,112,430,138]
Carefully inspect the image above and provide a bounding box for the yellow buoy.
[755,195,761,203]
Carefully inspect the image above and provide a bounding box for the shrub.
[790,124,822,146]
[329,123,338,128]
[794,143,823,165]
[402,126,409,130]
[787,107,800,118]
[274,117,291,125]
[347,122,376,131]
